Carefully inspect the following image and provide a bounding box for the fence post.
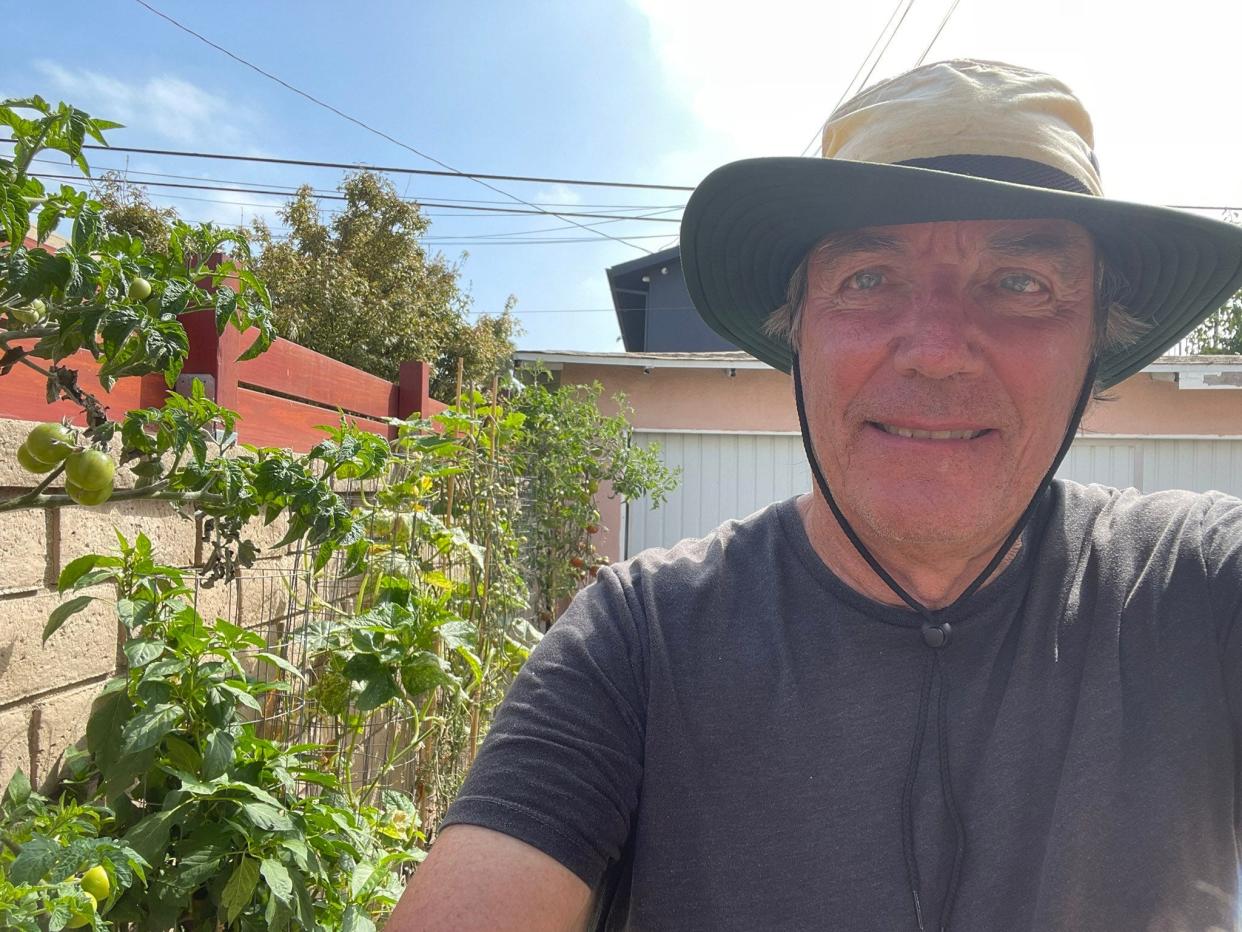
[396,360,432,419]
[179,310,242,409]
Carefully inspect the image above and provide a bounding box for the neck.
[796,492,1024,610]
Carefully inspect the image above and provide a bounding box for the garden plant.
[0,95,677,929]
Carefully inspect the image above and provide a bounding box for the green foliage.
[513,372,680,623]
[20,531,426,930]
[1,98,275,395]
[1184,291,1242,354]
[3,91,674,932]
[0,771,146,932]
[250,171,518,397]
[91,172,179,256]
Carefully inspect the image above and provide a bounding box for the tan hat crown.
[821,59,1103,197]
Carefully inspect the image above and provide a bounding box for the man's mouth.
[872,422,990,441]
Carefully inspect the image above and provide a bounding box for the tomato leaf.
[8,835,56,883]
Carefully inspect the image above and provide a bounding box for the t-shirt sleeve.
[439,563,647,888]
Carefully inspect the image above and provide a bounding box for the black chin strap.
[790,352,1097,624]
[791,351,1097,932]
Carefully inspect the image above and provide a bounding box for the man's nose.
[890,282,983,380]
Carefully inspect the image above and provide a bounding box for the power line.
[914,0,964,67]
[132,0,663,253]
[26,140,695,194]
[798,0,916,157]
[29,172,682,223]
[29,157,685,211]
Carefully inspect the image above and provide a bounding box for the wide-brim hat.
[680,59,1242,389]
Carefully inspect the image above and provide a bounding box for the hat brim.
[680,158,1242,389]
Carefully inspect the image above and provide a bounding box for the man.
[392,60,1242,930]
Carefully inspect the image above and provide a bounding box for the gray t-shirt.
[443,481,1242,930]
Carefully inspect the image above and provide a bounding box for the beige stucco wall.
[0,417,297,793]
[568,361,1242,563]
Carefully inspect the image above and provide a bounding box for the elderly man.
[392,60,1242,930]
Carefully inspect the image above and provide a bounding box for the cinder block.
[32,680,107,791]
[0,703,32,793]
[241,511,294,559]
[189,576,242,626]
[0,589,118,706]
[0,418,41,489]
[59,498,198,570]
[0,507,52,590]
[240,569,299,634]
[0,417,147,491]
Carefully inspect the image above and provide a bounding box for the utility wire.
[853,0,919,98]
[913,0,964,67]
[132,0,666,252]
[20,146,693,194]
[30,157,685,210]
[29,172,682,223]
[797,0,916,157]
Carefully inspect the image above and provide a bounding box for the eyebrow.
[983,229,1090,277]
[805,227,1092,277]
[808,231,904,268]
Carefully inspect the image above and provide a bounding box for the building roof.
[514,349,770,370]
[515,349,1242,381]
[605,246,682,351]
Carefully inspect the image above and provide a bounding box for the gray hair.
[762,234,1146,363]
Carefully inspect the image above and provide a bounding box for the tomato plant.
[511,370,679,625]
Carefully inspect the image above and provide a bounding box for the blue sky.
[5,0,1242,356]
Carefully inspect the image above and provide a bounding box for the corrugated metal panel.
[626,432,810,556]
[1059,438,1242,496]
[628,433,1242,557]
[1055,442,1137,489]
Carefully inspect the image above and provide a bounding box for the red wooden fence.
[1,314,447,451]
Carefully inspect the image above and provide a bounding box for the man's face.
[796,218,1096,553]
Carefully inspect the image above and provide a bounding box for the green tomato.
[16,442,58,474]
[127,277,152,301]
[9,298,44,324]
[64,450,116,492]
[66,479,113,506]
[26,423,75,463]
[81,864,111,901]
[65,891,97,928]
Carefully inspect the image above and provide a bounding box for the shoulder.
[1054,478,1242,544]
[555,497,799,657]
[606,497,796,604]
[1051,478,1242,590]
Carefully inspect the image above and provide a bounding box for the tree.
[250,171,517,399]
[1185,291,1242,354]
[91,170,178,254]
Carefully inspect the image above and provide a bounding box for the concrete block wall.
[0,416,304,793]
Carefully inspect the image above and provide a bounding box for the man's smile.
[868,421,994,441]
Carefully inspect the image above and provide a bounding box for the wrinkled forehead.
[805,218,1096,276]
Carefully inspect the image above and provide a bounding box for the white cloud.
[532,183,583,206]
[631,0,1242,208]
[32,60,264,152]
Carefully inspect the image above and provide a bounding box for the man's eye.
[999,273,1045,294]
[846,271,884,291]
